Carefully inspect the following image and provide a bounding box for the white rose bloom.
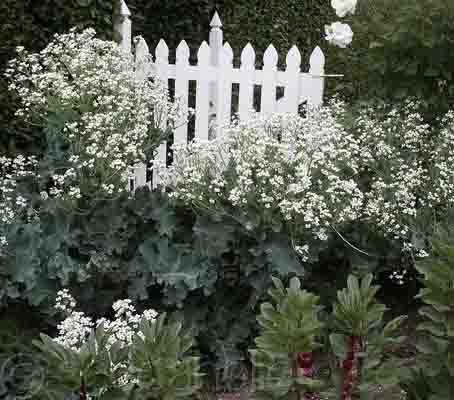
[331,0,357,17]
[325,22,354,48]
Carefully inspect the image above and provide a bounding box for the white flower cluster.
[5,29,187,200]
[164,100,454,258]
[355,102,430,242]
[428,110,454,207]
[354,101,454,253]
[54,289,94,351]
[0,154,37,248]
[389,269,408,286]
[331,0,357,17]
[54,289,158,352]
[53,289,158,389]
[325,22,354,49]
[96,299,158,349]
[325,0,357,48]
[164,104,364,259]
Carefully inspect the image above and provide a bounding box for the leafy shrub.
[167,100,454,266]
[5,28,185,201]
[33,291,201,399]
[0,184,305,367]
[35,327,129,399]
[413,225,454,399]
[327,274,406,399]
[334,0,454,113]
[165,105,364,263]
[249,276,324,400]
[249,274,408,400]
[130,316,202,400]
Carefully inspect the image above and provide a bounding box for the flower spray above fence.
[325,0,357,48]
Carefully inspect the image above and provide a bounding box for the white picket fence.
[114,0,327,189]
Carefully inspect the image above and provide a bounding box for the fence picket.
[133,36,152,188]
[214,42,234,137]
[283,45,301,114]
[115,0,131,54]
[209,11,223,122]
[175,40,190,146]
[195,41,211,141]
[238,43,255,121]
[153,39,169,188]
[308,46,326,107]
[261,44,278,117]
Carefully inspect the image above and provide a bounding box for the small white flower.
[331,0,357,17]
[417,249,429,258]
[143,309,158,321]
[325,22,354,48]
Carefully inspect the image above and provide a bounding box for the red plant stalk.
[79,380,87,400]
[297,352,320,400]
[341,336,362,400]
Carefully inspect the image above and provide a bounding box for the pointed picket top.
[210,12,223,29]
[197,41,211,65]
[263,44,278,67]
[240,43,255,69]
[134,36,149,58]
[221,42,233,66]
[155,39,169,62]
[120,0,131,16]
[176,40,190,64]
[309,46,325,74]
[286,45,301,70]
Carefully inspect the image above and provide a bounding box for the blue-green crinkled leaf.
[263,236,303,275]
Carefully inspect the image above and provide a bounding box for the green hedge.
[128,0,333,67]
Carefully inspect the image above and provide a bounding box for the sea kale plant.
[34,289,201,399]
[165,100,454,264]
[4,28,186,200]
[0,28,189,306]
[351,101,454,247]
[164,104,364,263]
